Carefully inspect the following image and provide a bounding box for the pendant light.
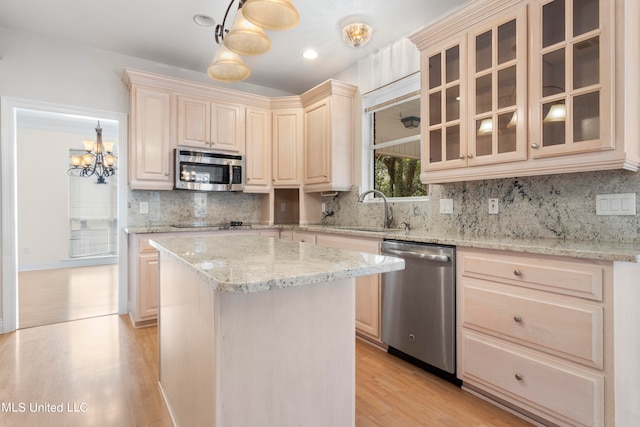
[207,0,298,82]
[207,44,250,82]
[241,0,300,30]
[224,7,271,56]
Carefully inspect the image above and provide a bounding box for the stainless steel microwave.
[174,147,244,191]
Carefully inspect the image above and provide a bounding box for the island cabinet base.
[157,253,356,427]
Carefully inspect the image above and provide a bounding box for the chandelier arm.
[214,0,246,44]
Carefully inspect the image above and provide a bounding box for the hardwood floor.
[0,315,532,427]
[18,265,118,328]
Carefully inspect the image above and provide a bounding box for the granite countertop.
[149,234,405,294]
[128,224,640,263]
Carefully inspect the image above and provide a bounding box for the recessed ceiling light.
[302,49,318,60]
[193,14,215,27]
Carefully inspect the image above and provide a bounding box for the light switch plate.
[139,201,149,214]
[440,199,453,214]
[488,198,499,214]
[596,193,636,216]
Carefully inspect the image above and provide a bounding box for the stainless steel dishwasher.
[381,240,458,383]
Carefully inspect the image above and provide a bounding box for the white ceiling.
[0,0,470,94]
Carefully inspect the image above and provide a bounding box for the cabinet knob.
[468,153,474,159]
[164,173,170,176]
[514,315,522,323]
[513,269,522,276]
[531,143,539,149]
[459,154,465,160]
[515,373,523,381]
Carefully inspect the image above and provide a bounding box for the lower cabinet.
[128,234,160,327]
[457,247,625,426]
[315,233,383,343]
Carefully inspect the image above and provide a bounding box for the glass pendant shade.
[544,103,567,122]
[242,0,300,30]
[70,156,82,167]
[82,140,95,151]
[224,8,272,56]
[103,142,114,153]
[208,45,251,82]
[507,111,517,128]
[82,153,94,166]
[477,118,493,135]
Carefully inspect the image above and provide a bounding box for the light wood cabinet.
[177,94,245,153]
[455,247,640,426]
[409,0,640,184]
[127,85,174,190]
[244,107,271,192]
[272,107,303,187]
[300,80,357,193]
[529,0,611,157]
[129,234,161,326]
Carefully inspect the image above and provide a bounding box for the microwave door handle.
[227,162,233,190]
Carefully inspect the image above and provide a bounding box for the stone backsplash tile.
[322,170,640,243]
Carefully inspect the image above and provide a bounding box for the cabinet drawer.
[463,282,603,368]
[462,332,604,427]
[459,249,604,301]
[139,237,158,253]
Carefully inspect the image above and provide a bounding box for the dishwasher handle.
[383,247,450,263]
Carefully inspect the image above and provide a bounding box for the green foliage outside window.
[374,155,426,198]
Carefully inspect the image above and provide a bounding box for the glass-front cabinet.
[422,37,466,172]
[421,5,527,175]
[530,0,611,157]
[468,7,527,166]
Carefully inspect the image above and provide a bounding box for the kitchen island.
[149,234,404,427]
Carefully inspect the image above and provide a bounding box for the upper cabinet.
[177,95,245,153]
[410,0,640,184]
[123,76,174,190]
[530,0,610,157]
[272,100,304,187]
[301,80,357,193]
[244,106,272,191]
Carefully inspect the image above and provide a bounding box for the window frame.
[361,72,428,201]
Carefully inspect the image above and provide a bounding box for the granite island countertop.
[130,224,640,263]
[149,234,405,293]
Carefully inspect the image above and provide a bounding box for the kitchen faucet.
[357,189,393,228]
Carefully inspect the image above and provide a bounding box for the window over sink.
[362,72,427,199]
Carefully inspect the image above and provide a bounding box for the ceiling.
[0,0,470,94]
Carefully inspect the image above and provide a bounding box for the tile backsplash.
[322,170,640,243]
[126,169,640,243]
[127,190,263,227]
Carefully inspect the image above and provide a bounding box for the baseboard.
[0,320,3,334]
[158,381,178,427]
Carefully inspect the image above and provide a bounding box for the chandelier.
[208,0,300,82]
[68,121,116,184]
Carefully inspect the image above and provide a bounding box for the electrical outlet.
[280,203,286,212]
[488,198,499,214]
[440,199,453,214]
[139,202,149,214]
[321,202,326,213]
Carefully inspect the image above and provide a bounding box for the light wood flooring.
[18,265,118,328]
[0,314,532,427]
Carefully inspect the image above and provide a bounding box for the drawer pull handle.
[515,373,523,381]
[514,315,522,323]
[513,269,522,276]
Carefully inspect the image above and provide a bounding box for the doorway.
[1,98,128,333]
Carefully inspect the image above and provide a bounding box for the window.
[363,73,426,199]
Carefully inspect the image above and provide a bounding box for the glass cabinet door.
[532,0,612,156]
[422,37,466,172]
[468,6,527,165]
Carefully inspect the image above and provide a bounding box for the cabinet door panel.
[273,109,302,186]
[177,95,210,147]
[130,86,173,189]
[244,107,271,189]
[212,103,243,152]
[304,102,330,184]
[139,253,159,320]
